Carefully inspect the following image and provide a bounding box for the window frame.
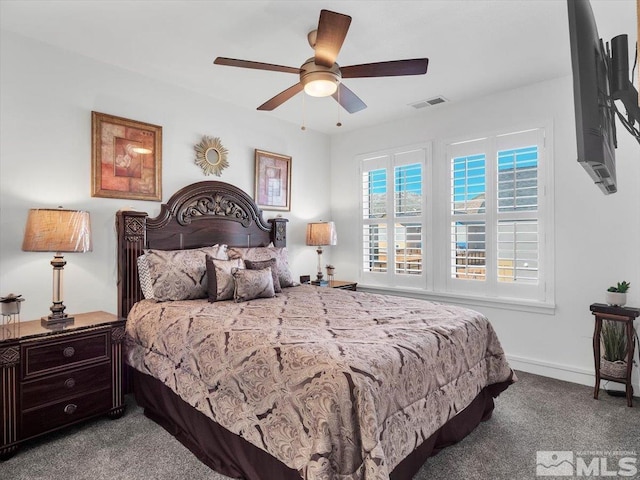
[357,123,554,309]
[359,144,431,289]
[444,128,549,302]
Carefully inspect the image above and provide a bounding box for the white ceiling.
[0,0,636,135]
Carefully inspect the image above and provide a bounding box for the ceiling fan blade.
[332,83,367,113]
[314,10,352,68]
[214,57,299,74]
[341,58,429,78]
[257,83,304,111]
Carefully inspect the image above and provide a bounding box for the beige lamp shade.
[22,208,93,253]
[306,221,337,247]
[22,207,92,327]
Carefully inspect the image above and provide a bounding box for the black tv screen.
[567,0,617,194]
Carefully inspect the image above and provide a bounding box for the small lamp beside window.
[306,221,337,286]
[22,207,93,327]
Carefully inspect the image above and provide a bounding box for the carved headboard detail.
[116,181,288,318]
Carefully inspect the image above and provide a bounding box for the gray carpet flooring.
[2,371,639,480]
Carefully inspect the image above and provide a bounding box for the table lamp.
[22,207,93,327]
[306,221,337,286]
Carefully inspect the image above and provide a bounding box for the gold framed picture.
[254,149,291,211]
[91,111,162,201]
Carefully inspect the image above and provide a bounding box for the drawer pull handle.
[64,404,77,415]
[64,378,76,389]
[63,347,75,358]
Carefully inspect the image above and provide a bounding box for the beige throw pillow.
[143,245,227,301]
[206,257,245,302]
[232,267,275,302]
[244,258,282,293]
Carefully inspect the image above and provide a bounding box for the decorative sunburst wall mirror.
[194,136,229,176]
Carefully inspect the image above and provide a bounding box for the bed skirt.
[132,369,512,480]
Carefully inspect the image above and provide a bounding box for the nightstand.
[328,280,357,291]
[0,311,126,459]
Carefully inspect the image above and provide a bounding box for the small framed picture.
[91,111,162,201]
[254,149,291,211]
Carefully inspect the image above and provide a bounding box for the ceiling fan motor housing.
[300,57,341,97]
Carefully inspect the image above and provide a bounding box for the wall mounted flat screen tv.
[568,0,640,195]
[567,0,618,194]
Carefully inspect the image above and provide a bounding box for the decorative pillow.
[206,257,245,302]
[232,267,275,303]
[228,245,295,288]
[267,245,295,287]
[137,254,155,300]
[227,246,272,262]
[244,258,282,293]
[143,245,227,301]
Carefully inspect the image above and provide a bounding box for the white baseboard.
[506,354,640,394]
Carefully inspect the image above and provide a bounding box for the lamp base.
[41,314,75,329]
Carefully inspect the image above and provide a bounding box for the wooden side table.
[0,311,125,459]
[590,303,639,407]
[328,280,357,291]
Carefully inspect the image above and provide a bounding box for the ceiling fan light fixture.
[300,57,340,97]
[304,78,338,97]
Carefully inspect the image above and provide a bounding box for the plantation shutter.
[446,128,545,300]
[361,146,427,286]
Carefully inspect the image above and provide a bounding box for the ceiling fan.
[214,9,429,114]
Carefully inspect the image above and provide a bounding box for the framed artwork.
[254,149,291,211]
[91,111,162,201]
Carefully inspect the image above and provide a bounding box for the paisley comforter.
[125,285,514,480]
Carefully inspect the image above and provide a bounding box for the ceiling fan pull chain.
[336,87,342,127]
[301,93,307,131]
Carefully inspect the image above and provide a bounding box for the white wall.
[0,30,331,321]
[2,11,639,394]
[329,74,640,392]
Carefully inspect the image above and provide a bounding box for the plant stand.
[590,303,640,407]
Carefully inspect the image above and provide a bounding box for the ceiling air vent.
[409,96,449,109]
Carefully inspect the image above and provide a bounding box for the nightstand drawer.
[20,387,112,439]
[23,331,109,379]
[21,363,111,410]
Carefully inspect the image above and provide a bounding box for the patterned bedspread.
[125,285,514,480]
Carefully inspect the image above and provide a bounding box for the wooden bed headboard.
[116,181,288,319]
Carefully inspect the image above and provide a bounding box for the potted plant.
[326,264,335,278]
[600,320,628,379]
[605,281,630,306]
[0,293,24,316]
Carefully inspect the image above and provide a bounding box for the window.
[361,147,428,287]
[359,128,551,306]
[446,128,547,301]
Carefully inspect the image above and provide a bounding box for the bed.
[116,180,515,480]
